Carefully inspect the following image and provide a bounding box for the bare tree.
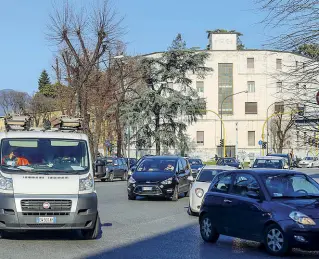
[48,0,123,157]
[257,0,319,138]
[0,90,29,115]
[269,113,295,153]
[29,93,55,127]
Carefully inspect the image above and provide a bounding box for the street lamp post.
[220,91,248,157]
[266,102,278,154]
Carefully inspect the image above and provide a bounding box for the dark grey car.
[95,157,128,182]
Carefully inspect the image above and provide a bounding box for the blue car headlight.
[161,177,173,185]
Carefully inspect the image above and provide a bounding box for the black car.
[199,169,319,256]
[267,153,292,169]
[216,157,243,169]
[127,156,192,201]
[94,157,128,182]
[188,158,204,178]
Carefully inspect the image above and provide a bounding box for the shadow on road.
[85,224,319,259]
[1,220,112,241]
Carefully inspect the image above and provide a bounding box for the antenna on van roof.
[4,114,32,132]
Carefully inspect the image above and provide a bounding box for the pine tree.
[38,70,55,97]
[123,34,212,155]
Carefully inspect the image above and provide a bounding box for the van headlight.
[161,177,173,185]
[289,211,316,225]
[0,173,13,192]
[79,174,94,193]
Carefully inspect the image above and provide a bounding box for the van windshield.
[1,138,89,173]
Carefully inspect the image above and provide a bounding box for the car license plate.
[36,217,56,224]
[143,187,152,191]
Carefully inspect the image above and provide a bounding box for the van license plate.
[36,217,56,224]
[143,187,152,191]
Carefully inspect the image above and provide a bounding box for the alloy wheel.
[266,228,284,252]
[201,217,212,239]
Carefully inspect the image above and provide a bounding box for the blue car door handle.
[224,199,232,203]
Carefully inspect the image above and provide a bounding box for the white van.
[0,115,100,239]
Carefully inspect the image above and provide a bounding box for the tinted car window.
[210,173,232,192]
[136,158,177,172]
[197,169,225,182]
[231,173,260,197]
[263,174,319,198]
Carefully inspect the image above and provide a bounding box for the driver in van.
[2,149,30,166]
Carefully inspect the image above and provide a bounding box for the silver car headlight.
[289,211,316,225]
[79,174,94,193]
[195,188,204,198]
[0,173,13,192]
[161,177,173,185]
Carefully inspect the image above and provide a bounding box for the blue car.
[216,157,243,169]
[188,158,204,178]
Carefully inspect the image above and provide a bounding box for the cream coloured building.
[184,31,311,161]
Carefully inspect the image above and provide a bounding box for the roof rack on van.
[45,116,83,132]
[4,114,32,131]
[4,114,83,132]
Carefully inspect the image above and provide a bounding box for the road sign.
[258,140,263,146]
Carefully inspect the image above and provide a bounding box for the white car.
[187,165,237,216]
[298,157,317,168]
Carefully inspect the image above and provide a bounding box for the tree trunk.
[155,113,160,155]
[115,106,122,157]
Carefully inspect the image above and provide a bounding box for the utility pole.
[235,122,238,159]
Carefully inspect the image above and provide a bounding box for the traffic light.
[262,142,267,149]
[220,139,224,146]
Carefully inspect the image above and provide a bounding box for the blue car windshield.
[189,159,202,165]
[253,159,283,169]
[136,158,178,172]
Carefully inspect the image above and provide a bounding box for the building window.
[247,58,254,69]
[196,81,204,93]
[276,81,283,93]
[274,102,284,113]
[247,81,255,93]
[218,63,233,115]
[276,59,282,70]
[248,131,255,146]
[245,102,258,114]
[196,131,204,145]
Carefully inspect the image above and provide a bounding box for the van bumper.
[0,193,98,230]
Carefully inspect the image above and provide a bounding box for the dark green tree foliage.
[38,70,56,97]
[124,34,212,155]
[296,44,319,60]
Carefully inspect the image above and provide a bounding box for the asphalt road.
[0,169,318,259]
